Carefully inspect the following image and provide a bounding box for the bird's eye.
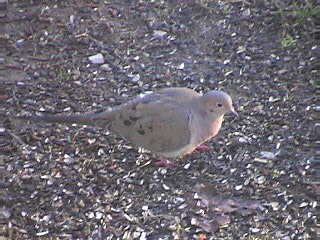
[217,103,223,107]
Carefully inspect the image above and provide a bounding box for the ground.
[1,0,318,239]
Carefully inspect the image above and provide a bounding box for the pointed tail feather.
[31,113,95,126]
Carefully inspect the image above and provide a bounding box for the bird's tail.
[29,113,95,126]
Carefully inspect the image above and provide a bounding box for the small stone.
[16,39,24,46]
[47,180,54,186]
[111,207,120,213]
[235,185,243,190]
[178,203,187,209]
[153,30,167,38]
[312,201,317,208]
[238,137,249,143]
[268,135,274,141]
[168,224,177,231]
[95,212,103,219]
[7,163,14,171]
[63,154,74,164]
[300,202,308,208]
[183,163,191,169]
[242,9,251,18]
[260,151,275,160]
[124,214,134,222]
[256,176,266,184]
[194,193,200,199]
[133,231,141,238]
[2,208,11,218]
[42,215,51,222]
[88,212,95,219]
[88,53,104,64]
[191,218,197,225]
[69,15,77,26]
[21,210,28,217]
[178,63,184,70]
[131,74,140,82]
[36,231,49,236]
[251,228,260,233]
[253,158,268,164]
[160,169,167,175]
[139,232,147,240]
[100,64,112,71]
[175,197,185,203]
[236,46,246,54]
[270,202,279,210]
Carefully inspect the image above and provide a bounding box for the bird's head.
[200,90,237,118]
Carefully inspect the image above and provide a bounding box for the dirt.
[2,0,318,239]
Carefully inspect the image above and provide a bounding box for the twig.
[26,56,50,61]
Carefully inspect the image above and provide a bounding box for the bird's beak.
[227,108,238,116]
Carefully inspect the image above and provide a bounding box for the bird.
[30,87,237,166]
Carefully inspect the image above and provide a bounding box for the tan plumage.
[33,87,237,158]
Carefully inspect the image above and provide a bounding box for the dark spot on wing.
[210,109,214,113]
[94,109,104,114]
[148,126,153,131]
[123,120,131,126]
[129,116,139,121]
[138,129,145,135]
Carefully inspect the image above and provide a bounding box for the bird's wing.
[92,92,193,153]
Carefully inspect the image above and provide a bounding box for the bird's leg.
[196,144,212,151]
[155,156,177,168]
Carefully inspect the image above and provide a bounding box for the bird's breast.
[190,115,223,145]
[210,116,223,138]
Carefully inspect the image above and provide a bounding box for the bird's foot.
[196,144,212,151]
[155,157,177,168]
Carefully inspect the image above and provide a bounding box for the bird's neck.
[189,109,224,145]
[210,116,223,137]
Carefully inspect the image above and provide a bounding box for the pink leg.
[196,144,212,151]
[155,157,177,168]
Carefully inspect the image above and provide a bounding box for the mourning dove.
[31,87,237,163]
